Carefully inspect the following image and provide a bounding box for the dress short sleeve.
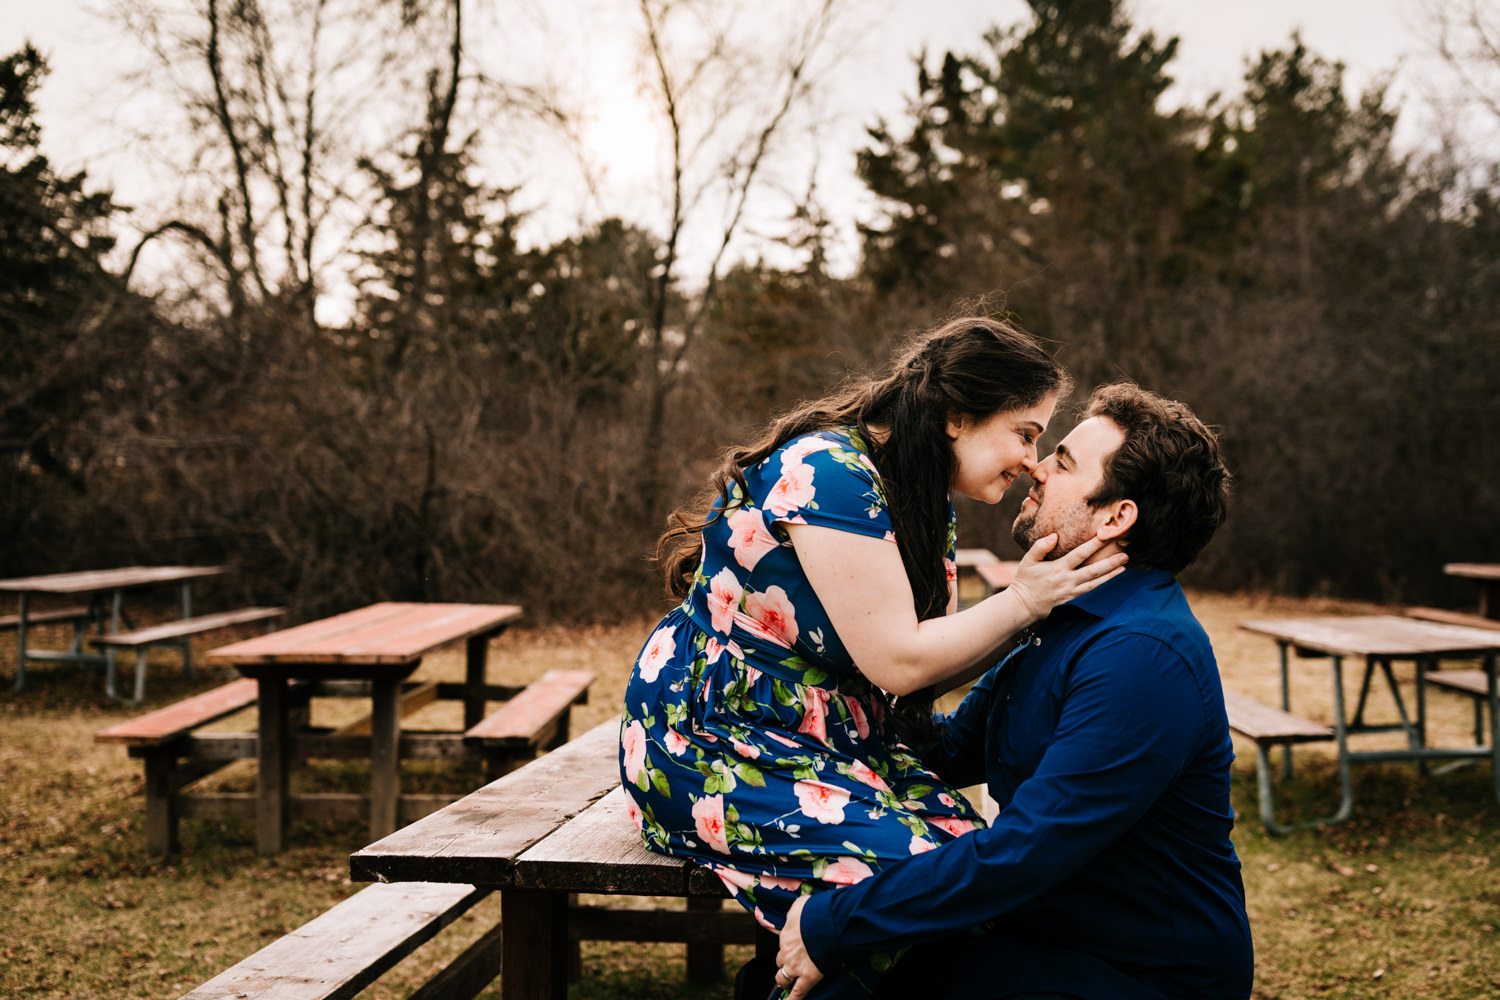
[749,431,894,542]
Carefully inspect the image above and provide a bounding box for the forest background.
[4,0,1499,625]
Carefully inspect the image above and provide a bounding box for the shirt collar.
[1061,565,1174,621]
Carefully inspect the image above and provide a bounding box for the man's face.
[1011,416,1126,558]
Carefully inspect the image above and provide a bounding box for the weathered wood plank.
[178,881,488,1000]
[95,678,260,747]
[209,603,522,668]
[0,605,90,629]
[1223,690,1334,744]
[1240,615,1500,657]
[0,565,227,594]
[463,669,596,746]
[93,607,286,648]
[514,786,727,897]
[1424,669,1492,698]
[1405,607,1500,633]
[350,717,622,886]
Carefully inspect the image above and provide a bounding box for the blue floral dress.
[619,428,987,997]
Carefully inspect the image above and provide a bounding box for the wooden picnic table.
[0,565,227,696]
[208,601,524,853]
[1444,563,1500,619]
[1239,614,1500,822]
[351,716,764,998]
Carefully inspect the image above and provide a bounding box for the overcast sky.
[1,0,1454,298]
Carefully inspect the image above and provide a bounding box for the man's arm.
[796,632,1210,972]
[916,656,1002,788]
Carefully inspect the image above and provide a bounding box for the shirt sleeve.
[799,631,1211,971]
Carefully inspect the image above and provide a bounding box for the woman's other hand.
[1005,533,1128,622]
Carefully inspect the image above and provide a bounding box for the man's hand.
[775,895,825,998]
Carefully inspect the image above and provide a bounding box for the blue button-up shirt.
[799,567,1253,999]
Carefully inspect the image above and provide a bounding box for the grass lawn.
[1,592,1497,999]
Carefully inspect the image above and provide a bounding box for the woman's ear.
[1097,498,1137,542]
[945,410,967,440]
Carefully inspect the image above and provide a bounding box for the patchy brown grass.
[1,593,1498,998]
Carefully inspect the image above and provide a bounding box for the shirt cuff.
[800,891,850,974]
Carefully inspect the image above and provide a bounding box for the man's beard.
[1012,496,1097,560]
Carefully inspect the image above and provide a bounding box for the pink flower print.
[726,508,780,570]
[744,664,760,683]
[930,815,979,838]
[823,856,875,885]
[621,720,648,784]
[944,557,958,582]
[908,835,938,854]
[752,906,778,931]
[766,730,800,748]
[841,694,871,739]
[794,779,850,824]
[796,687,831,746]
[706,568,743,634]
[742,586,799,647]
[779,436,834,468]
[730,737,761,760]
[692,794,730,854]
[759,874,805,892]
[847,760,890,792]
[938,792,957,808]
[765,460,816,517]
[637,624,676,682]
[664,728,690,756]
[626,796,644,832]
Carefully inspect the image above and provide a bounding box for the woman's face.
[946,394,1058,505]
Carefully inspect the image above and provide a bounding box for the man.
[774,381,1252,1000]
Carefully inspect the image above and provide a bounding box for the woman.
[618,316,1126,998]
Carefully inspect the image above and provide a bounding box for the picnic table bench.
[92,605,287,703]
[97,667,596,855]
[178,716,765,1000]
[1222,689,1342,835]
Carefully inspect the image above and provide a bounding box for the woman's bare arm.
[784,524,1126,696]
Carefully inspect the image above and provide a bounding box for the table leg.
[104,589,124,700]
[14,592,28,692]
[686,897,726,986]
[179,582,194,675]
[464,628,504,730]
[501,890,568,1000]
[256,676,290,854]
[1487,653,1500,806]
[370,678,401,841]
[1327,656,1355,825]
[1277,642,1294,779]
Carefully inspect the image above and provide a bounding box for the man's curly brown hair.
[1083,382,1232,574]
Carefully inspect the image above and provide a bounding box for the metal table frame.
[2,566,227,697]
[1243,615,1500,831]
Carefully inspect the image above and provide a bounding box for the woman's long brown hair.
[656,316,1070,747]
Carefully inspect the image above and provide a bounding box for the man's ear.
[1096,499,1137,542]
